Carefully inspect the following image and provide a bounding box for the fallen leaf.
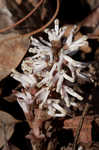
[15,0,22,5]
[78,142,99,150]
[87,0,99,10]
[47,139,57,150]
[0,33,29,81]
[0,0,14,31]
[2,144,21,150]
[0,111,20,148]
[64,116,93,143]
[88,26,99,39]
[79,6,99,39]
[0,0,6,9]
[28,0,39,6]
[4,94,17,102]
[79,6,99,28]
[0,110,20,126]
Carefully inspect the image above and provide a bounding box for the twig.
[0,0,60,43]
[72,103,89,150]
[24,0,60,37]
[0,0,44,33]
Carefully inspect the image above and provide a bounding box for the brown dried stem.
[0,0,60,43]
[24,0,60,37]
[0,0,44,33]
[72,103,89,150]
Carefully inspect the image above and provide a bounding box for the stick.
[72,103,89,150]
[0,0,44,33]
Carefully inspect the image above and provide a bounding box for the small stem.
[0,0,44,33]
[1,0,60,43]
[72,103,89,150]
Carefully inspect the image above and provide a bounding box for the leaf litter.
[0,1,99,150]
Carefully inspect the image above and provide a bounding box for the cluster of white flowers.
[11,19,90,117]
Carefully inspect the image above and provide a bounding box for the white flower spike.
[11,19,91,117]
[45,19,67,41]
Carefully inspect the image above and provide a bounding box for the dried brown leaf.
[4,94,17,102]
[0,110,20,125]
[77,142,99,150]
[28,0,39,6]
[0,0,6,9]
[0,2,14,30]
[80,7,99,28]
[87,0,99,10]
[64,116,93,143]
[88,26,99,39]
[15,0,22,5]
[0,111,20,148]
[0,33,29,81]
[2,144,21,150]
[47,139,57,150]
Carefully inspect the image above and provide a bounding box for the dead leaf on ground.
[2,144,21,150]
[80,6,99,28]
[0,33,29,81]
[87,0,99,10]
[0,111,20,148]
[4,94,17,102]
[0,0,6,9]
[64,116,93,143]
[28,0,39,7]
[15,0,22,5]
[79,6,99,39]
[78,142,99,150]
[0,0,14,30]
[47,139,57,150]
